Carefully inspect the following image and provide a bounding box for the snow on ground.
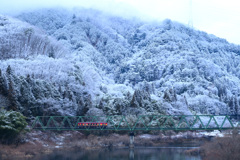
[197,130,225,137]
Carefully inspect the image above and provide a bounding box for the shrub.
[201,130,240,160]
[0,108,27,140]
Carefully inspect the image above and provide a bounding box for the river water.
[37,147,201,160]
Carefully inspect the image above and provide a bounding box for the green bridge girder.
[31,115,240,131]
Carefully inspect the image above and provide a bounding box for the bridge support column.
[129,132,134,148]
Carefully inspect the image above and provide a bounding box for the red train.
[78,122,108,128]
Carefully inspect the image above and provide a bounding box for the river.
[35,147,201,160]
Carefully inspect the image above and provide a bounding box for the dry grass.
[201,130,240,160]
[0,141,47,160]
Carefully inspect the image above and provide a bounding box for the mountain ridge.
[0,8,240,118]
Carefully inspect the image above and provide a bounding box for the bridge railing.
[31,115,240,131]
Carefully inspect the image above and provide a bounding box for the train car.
[77,122,108,128]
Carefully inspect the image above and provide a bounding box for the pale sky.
[0,0,240,45]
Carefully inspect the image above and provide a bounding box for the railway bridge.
[31,115,240,131]
[31,115,240,148]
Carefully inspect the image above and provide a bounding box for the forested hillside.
[0,8,240,118]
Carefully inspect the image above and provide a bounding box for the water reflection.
[37,147,201,160]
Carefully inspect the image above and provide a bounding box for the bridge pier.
[129,132,135,148]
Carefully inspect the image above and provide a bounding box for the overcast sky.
[0,0,240,45]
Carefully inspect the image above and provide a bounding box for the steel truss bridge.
[31,115,240,131]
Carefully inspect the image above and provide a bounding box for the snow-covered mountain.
[0,8,240,117]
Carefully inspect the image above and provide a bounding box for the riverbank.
[184,130,240,160]
[0,130,228,160]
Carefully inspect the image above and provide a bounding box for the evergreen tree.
[170,65,174,74]
[0,69,7,95]
[48,46,55,58]
[26,74,31,83]
[98,98,104,109]
[8,80,18,111]
[130,91,139,108]
[173,89,177,101]
[72,14,76,19]
[228,96,235,115]
[142,80,150,93]
[234,96,239,115]
[0,109,27,140]
[6,65,12,75]
[58,85,62,95]
[184,95,189,108]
